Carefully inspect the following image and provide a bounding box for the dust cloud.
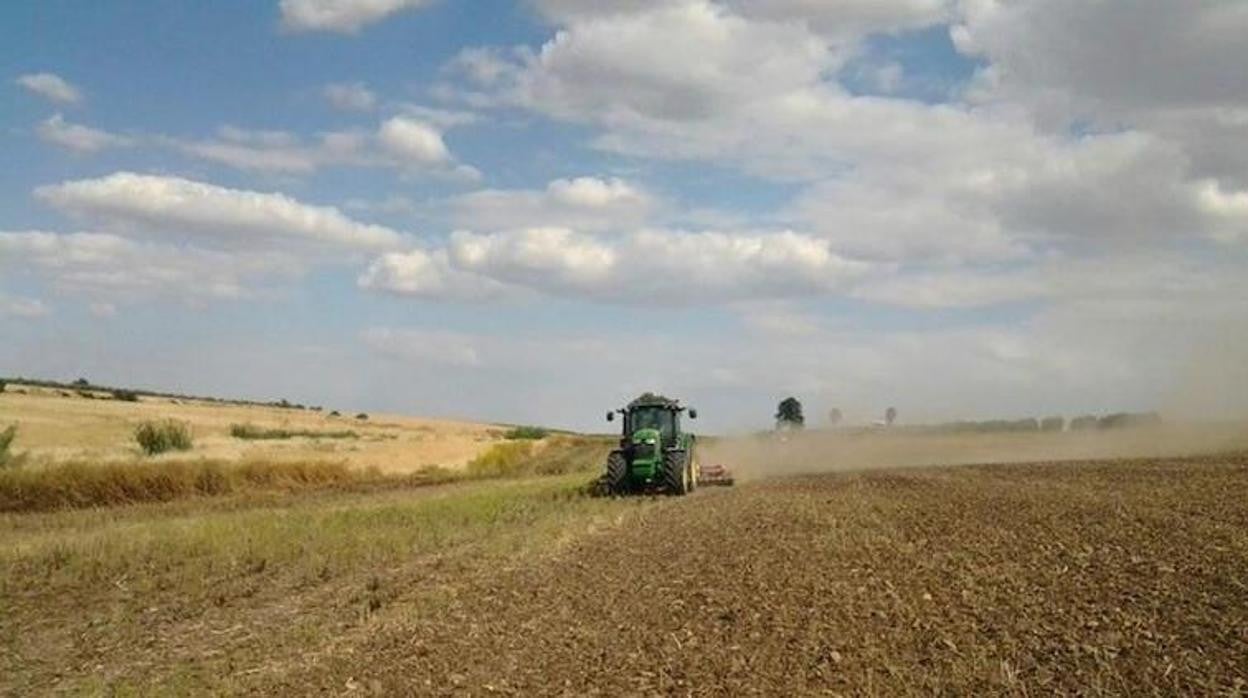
[699,423,1248,482]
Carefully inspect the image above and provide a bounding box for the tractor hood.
[631,427,661,448]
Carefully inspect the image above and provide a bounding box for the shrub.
[355,413,369,421]
[466,441,537,478]
[1040,416,1065,432]
[229,423,358,440]
[134,420,193,456]
[329,410,341,417]
[0,425,17,468]
[1070,415,1099,431]
[504,426,549,440]
[466,437,611,479]
[113,389,140,402]
[0,379,7,393]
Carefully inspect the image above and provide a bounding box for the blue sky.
[3,0,1246,431]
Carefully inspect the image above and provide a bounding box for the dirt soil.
[265,454,1248,695]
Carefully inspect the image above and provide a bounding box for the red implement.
[698,463,735,487]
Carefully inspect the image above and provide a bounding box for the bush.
[1070,415,1099,431]
[113,389,140,402]
[1040,416,1065,432]
[355,413,369,421]
[229,423,358,440]
[0,379,7,393]
[504,426,549,440]
[134,420,193,456]
[467,441,536,478]
[0,425,17,468]
[466,437,611,479]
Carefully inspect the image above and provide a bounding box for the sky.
[2,0,1247,432]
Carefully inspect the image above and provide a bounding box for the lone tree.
[775,397,805,430]
[884,406,898,426]
[828,408,843,426]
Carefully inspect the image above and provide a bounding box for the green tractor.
[600,394,733,495]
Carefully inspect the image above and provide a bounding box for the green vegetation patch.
[134,420,194,456]
[467,436,612,479]
[230,423,359,441]
[503,425,550,440]
[0,424,19,469]
[0,459,361,512]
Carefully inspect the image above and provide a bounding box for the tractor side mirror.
[606,411,615,422]
[688,409,698,419]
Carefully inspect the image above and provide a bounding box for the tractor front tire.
[663,450,691,496]
[605,451,629,495]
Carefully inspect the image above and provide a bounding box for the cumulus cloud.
[443,0,1248,267]
[376,115,450,164]
[0,231,296,302]
[532,0,951,39]
[452,177,652,232]
[953,0,1248,188]
[323,82,377,111]
[0,293,51,318]
[15,72,82,105]
[35,172,405,252]
[358,247,512,301]
[37,114,133,153]
[279,0,435,33]
[361,226,869,303]
[168,117,473,178]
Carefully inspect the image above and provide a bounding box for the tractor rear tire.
[605,451,629,495]
[662,450,691,496]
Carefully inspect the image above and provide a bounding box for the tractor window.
[631,408,674,441]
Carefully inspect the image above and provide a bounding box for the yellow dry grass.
[0,384,504,473]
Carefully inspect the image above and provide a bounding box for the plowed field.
[267,454,1248,695]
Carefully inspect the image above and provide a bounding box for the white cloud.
[452,177,652,232]
[444,0,1248,269]
[323,82,377,111]
[509,2,834,124]
[0,293,51,318]
[0,231,296,302]
[279,0,435,33]
[35,172,405,252]
[953,0,1248,190]
[15,72,82,105]
[168,117,471,177]
[376,115,450,164]
[532,0,951,39]
[358,248,512,301]
[724,0,951,40]
[37,114,133,153]
[361,226,869,302]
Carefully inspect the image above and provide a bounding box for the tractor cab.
[609,401,693,448]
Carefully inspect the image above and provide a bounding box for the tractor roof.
[627,393,681,409]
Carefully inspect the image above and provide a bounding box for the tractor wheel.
[605,451,629,495]
[662,450,691,496]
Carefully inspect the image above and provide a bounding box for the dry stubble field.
[2,442,1246,694]
[0,385,502,472]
